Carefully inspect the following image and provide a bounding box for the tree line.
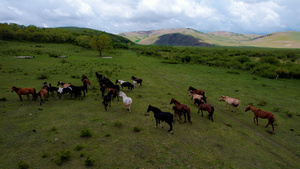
[0,23,131,56]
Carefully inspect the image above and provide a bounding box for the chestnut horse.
[197,100,214,122]
[188,86,205,97]
[219,95,241,114]
[245,105,276,132]
[36,86,48,105]
[170,98,192,124]
[11,86,36,101]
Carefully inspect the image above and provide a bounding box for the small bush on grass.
[80,128,92,137]
[114,121,122,128]
[0,97,7,101]
[133,126,141,132]
[18,160,29,169]
[285,111,293,118]
[74,144,84,151]
[257,99,268,106]
[85,157,95,167]
[226,70,240,75]
[37,73,48,80]
[55,150,71,166]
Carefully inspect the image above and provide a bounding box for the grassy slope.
[119,28,300,48]
[0,41,299,168]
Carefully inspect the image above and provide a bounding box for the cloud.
[0,0,299,34]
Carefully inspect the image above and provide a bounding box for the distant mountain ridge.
[119,28,300,48]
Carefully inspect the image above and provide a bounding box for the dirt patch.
[13,56,34,59]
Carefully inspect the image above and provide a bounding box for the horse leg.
[201,110,204,117]
[155,118,158,128]
[27,94,30,100]
[18,95,22,101]
[167,122,173,133]
[183,112,187,123]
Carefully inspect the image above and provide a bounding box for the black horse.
[121,82,134,91]
[70,85,86,98]
[102,90,113,111]
[147,105,174,134]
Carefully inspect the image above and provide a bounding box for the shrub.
[114,121,122,128]
[80,128,92,137]
[235,55,251,63]
[260,56,280,65]
[133,126,141,132]
[0,97,6,101]
[226,70,240,75]
[55,150,71,166]
[74,144,84,151]
[257,99,268,106]
[18,160,29,169]
[85,157,95,167]
[37,73,48,80]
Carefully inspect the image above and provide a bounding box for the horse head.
[147,105,152,112]
[170,98,176,104]
[219,95,226,101]
[245,105,251,112]
[11,86,16,92]
[57,81,61,86]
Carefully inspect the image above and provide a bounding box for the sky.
[1,0,299,35]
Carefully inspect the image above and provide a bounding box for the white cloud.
[0,0,299,34]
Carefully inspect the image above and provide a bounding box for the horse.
[43,82,58,96]
[189,92,207,104]
[70,85,86,98]
[170,98,192,124]
[95,72,103,82]
[197,100,214,122]
[57,81,71,88]
[219,95,241,113]
[245,105,276,132]
[102,90,113,111]
[188,86,205,97]
[147,105,174,134]
[36,86,48,105]
[82,78,91,93]
[56,87,73,99]
[131,76,143,87]
[11,86,36,101]
[107,87,119,101]
[119,91,132,112]
[116,80,134,91]
[172,106,182,122]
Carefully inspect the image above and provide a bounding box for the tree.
[90,34,112,56]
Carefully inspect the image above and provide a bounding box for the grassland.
[0,41,299,168]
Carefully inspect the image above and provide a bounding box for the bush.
[74,144,84,151]
[37,73,48,80]
[55,150,71,166]
[133,126,141,132]
[114,121,122,128]
[85,157,95,167]
[260,56,280,65]
[257,99,268,106]
[80,128,92,137]
[18,160,29,169]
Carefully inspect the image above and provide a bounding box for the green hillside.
[119,28,300,48]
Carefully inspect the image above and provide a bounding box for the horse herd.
[11,73,276,134]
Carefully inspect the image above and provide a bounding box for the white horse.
[119,91,132,112]
[219,95,241,113]
[116,79,127,85]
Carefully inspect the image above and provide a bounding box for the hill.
[119,28,300,48]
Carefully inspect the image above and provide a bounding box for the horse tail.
[203,91,205,97]
[211,106,214,115]
[33,88,37,99]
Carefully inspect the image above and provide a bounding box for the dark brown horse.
[11,86,36,101]
[245,105,276,132]
[82,78,91,93]
[188,86,205,97]
[36,86,48,105]
[131,76,143,87]
[197,100,214,122]
[170,98,192,124]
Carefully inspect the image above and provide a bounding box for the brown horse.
[219,95,241,114]
[170,98,192,124]
[82,78,91,93]
[11,86,36,101]
[172,106,182,122]
[245,105,276,132]
[188,86,205,97]
[107,87,119,101]
[36,86,49,105]
[197,100,214,122]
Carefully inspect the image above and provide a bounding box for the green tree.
[90,34,112,56]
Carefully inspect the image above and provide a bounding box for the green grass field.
[0,41,299,168]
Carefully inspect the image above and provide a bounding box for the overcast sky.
[1,0,299,34]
